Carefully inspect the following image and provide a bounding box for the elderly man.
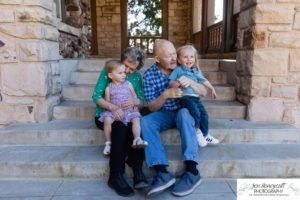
[141,39,204,197]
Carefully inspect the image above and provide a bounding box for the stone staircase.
[0,58,299,199]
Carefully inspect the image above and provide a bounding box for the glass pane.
[127,0,162,37]
[207,0,224,26]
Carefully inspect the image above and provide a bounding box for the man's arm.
[178,76,207,96]
[148,88,183,111]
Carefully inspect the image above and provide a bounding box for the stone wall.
[96,0,121,57]
[59,0,91,58]
[0,0,61,126]
[168,0,191,48]
[237,0,300,125]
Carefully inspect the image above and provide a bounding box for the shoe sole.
[147,178,176,196]
[171,179,202,197]
[107,182,135,197]
[131,144,148,148]
[134,181,149,189]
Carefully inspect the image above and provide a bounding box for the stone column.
[0,0,61,125]
[237,0,300,125]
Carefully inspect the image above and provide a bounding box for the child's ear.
[107,73,113,79]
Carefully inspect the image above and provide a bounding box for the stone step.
[0,178,236,200]
[62,84,236,101]
[0,119,298,146]
[52,100,246,120]
[70,71,227,85]
[77,58,220,72]
[0,144,299,178]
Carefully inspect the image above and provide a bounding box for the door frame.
[121,0,168,52]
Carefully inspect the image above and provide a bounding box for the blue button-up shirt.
[143,63,181,111]
[168,66,207,95]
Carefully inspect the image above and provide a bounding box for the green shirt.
[92,68,143,117]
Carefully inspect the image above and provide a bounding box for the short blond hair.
[176,45,200,70]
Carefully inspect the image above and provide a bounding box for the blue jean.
[180,96,209,137]
[141,108,198,167]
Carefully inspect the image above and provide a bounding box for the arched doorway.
[121,0,168,55]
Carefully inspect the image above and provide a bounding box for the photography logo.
[237,179,300,200]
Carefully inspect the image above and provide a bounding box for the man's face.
[156,43,177,71]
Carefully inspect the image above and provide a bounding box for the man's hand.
[164,88,183,99]
[112,108,124,120]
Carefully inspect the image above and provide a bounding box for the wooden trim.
[90,0,98,55]
[224,0,233,52]
[61,0,66,22]
[121,0,127,52]
[201,0,208,54]
[162,0,168,39]
[121,0,128,52]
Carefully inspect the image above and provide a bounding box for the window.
[54,0,63,20]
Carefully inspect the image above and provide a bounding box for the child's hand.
[211,88,217,99]
[178,76,194,87]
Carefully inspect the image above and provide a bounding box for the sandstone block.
[290,49,300,71]
[277,0,300,3]
[251,77,271,97]
[0,24,43,39]
[34,95,60,122]
[294,12,300,30]
[255,4,294,24]
[1,62,51,96]
[270,32,300,48]
[283,108,300,125]
[0,0,22,4]
[252,49,289,76]
[288,72,300,83]
[268,25,292,32]
[15,7,53,25]
[272,77,287,83]
[19,40,60,61]
[0,10,15,22]
[248,98,283,121]
[0,34,17,63]
[51,76,62,95]
[0,103,33,125]
[271,84,299,99]
[44,26,59,41]
[50,62,60,76]
[23,0,54,11]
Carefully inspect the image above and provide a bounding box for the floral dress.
[99,80,141,125]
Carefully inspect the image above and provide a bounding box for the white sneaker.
[132,137,148,148]
[103,141,111,156]
[196,133,208,147]
[206,134,219,145]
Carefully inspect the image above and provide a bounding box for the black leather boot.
[108,173,134,197]
[133,168,148,189]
